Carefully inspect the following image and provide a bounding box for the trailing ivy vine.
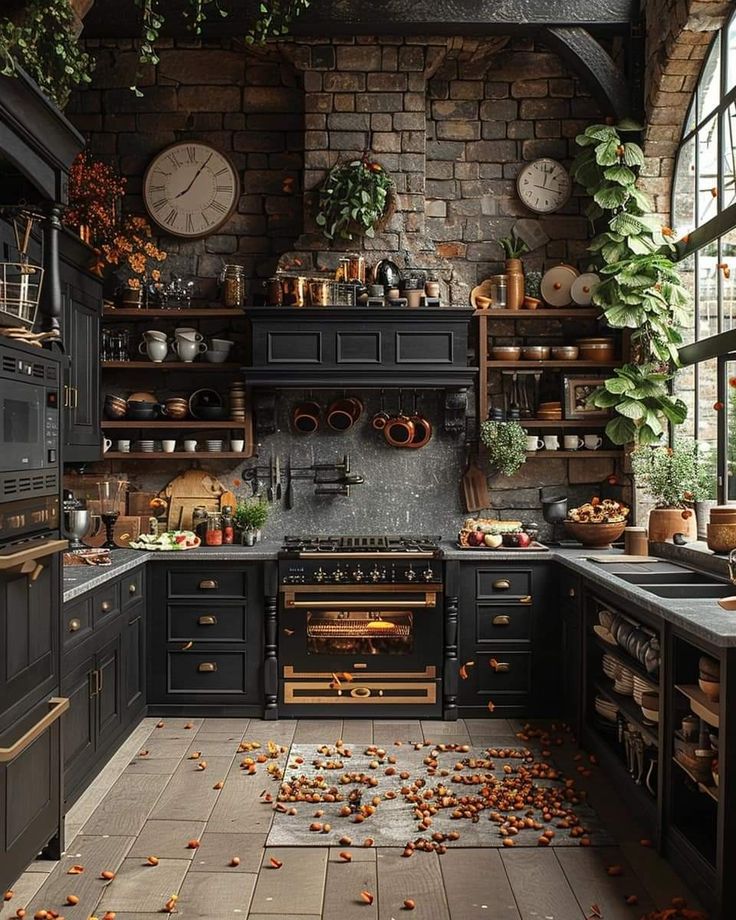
[571,120,692,446]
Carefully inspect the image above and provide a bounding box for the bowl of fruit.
[458,517,537,549]
[564,498,629,547]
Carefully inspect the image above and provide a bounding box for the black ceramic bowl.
[194,406,229,421]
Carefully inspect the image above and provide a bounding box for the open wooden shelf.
[676,684,720,728]
[103,308,246,319]
[593,679,658,746]
[486,360,619,369]
[672,756,719,803]
[102,420,248,429]
[101,361,241,370]
[104,451,250,461]
[526,450,621,458]
[476,308,602,319]
[521,419,608,428]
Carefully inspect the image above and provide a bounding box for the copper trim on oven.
[297,552,436,559]
[284,681,436,704]
[280,584,440,594]
[283,665,436,679]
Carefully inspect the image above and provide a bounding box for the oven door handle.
[0,538,68,574]
[0,697,69,763]
[283,594,437,609]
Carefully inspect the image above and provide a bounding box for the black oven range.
[277,536,445,717]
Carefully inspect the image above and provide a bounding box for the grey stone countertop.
[64,540,736,648]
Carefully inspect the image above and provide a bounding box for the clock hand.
[173,153,213,200]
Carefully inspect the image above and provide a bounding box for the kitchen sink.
[633,583,735,598]
[609,566,734,598]
[613,570,721,585]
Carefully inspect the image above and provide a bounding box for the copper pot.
[280,275,309,307]
[292,400,321,433]
[407,391,432,449]
[371,389,390,430]
[383,393,415,448]
[326,397,363,432]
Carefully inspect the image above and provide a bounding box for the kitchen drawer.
[92,582,120,629]
[121,567,144,611]
[476,604,532,644]
[167,649,251,695]
[167,604,247,643]
[167,570,248,599]
[63,597,92,650]
[476,569,531,600]
[472,651,531,693]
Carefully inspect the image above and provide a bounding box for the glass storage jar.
[222,264,246,308]
[205,511,224,546]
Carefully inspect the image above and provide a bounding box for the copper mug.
[326,397,363,432]
[292,400,321,434]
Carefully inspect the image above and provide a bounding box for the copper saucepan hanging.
[383,390,415,448]
[371,389,390,431]
[292,400,321,434]
[326,396,363,432]
[407,390,432,449]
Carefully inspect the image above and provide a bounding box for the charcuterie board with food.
[457,517,548,550]
[129,530,201,551]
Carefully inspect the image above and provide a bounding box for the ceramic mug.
[525,435,544,451]
[116,439,131,453]
[173,339,208,363]
[584,435,603,450]
[563,435,584,451]
[143,329,167,342]
[230,439,245,452]
[139,339,169,363]
[184,439,198,452]
[174,327,203,342]
[543,435,560,451]
[162,440,176,453]
[211,338,234,352]
[102,438,112,453]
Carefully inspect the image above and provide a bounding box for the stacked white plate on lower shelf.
[594,696,619,722]
[138,440,155,453]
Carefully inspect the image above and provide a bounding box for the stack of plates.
[594,696,619,723]
[602,653,620,680]
[205,440,224,452]
[593,624,617,645]
[633,675,657,706]
[137,440,155,453]
[613,666,634,696]
[229,382,247,422]
[640,690,660,723]
[537,400,562,420]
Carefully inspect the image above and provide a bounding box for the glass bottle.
[192,506,209,542]
[205,511,223,546]
[222,265,246,308]
[221,505,234,545]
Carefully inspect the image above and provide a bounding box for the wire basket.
[0,261,44,329]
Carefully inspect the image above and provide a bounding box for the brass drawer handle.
[493,661,511,673]
[198,662,217,673]
[519,595,532,605]
[89,669,100,698]
[198,615,217,626]
[492,615,511,626]
[0,697,69,763]
[101,600,113,612]
[68,618,82,632]
[199,579,218,590]
[492,578,511,590]
[129,583,137,595]
[350,686,371,698]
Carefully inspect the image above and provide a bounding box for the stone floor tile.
[128,819,207,860]
[96,857,190,912]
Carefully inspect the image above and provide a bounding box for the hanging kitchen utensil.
[275,455,282,500]
[0,212,44,329]
[461,444,490,513]
[267,454,275,502]
[408,390,432,449]
[285,454,294,510]
[371,389,390,431]
[383,390,415,448]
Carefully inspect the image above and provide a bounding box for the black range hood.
[243,306,476,388]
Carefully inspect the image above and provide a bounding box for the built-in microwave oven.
[0,342,60,502]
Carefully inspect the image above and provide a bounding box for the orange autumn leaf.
[360,891,375,905]
[66,866,84,875]
[269,857,283,869]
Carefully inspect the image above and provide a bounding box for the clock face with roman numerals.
[516,157,571,214]
[143,142,240,238]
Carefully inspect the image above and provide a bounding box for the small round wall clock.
[143,141,240,238]
[516,158,572,214]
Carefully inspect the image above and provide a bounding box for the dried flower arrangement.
[64,152,126,248]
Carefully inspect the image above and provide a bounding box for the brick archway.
[642,0,732,217]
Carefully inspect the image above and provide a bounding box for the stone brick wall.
[68,39,304,293]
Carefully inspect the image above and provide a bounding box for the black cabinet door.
[60,651,96,800]
[61,265,101,463]
[123,609,145,722]
[96,633,123,749]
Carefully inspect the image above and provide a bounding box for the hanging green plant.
[479,420,528,477]
[315,156,396,243]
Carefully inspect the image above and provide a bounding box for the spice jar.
[346,253,366,284]
[222,265,246,308]
[425,276,440,299]
[489,274,508,309]
[205,511,224,546]
[264,276,282,306]
[221,505,234,545]
[192,506,209,542]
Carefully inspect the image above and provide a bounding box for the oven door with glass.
[279,584,442,713]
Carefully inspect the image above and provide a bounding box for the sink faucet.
[728,548,736,585]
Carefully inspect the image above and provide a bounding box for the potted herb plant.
[630,442,702,543]
[479,420,527,477]
[234,498,269,546]
[496,232,528,309]
[315,156,396,243]
[524,270,542,310]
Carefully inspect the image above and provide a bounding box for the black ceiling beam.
[83,0,635,38]
[541,26,632,118]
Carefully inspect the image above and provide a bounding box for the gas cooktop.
[280,535,442,557]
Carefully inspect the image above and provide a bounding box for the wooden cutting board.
[127,491,157,517]
[159,469,226,530]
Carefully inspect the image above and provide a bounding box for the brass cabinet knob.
[199,579,218,590]
[129,583,137,595]
[492,578,511,590]
[68,618,81,632]
[568,587,576,598]
[492,615,511,626]
[493,661,511,673]
[198,615,217,625]
[101,600,112,612]
[198,662,217,673]
[519,595,532,605]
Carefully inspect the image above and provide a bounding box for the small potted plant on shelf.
[524,270,542,310]
[630,441,702,543]
[479,420,527,477]
[496,232,528,309]
[234,498,269,546]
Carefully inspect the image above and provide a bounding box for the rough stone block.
[382,46,399,71]
[242,87,301,113]
[481,121,508,139]
[106,86,176,113]
[233,131,285,152]
[437,121,481,140]
[305,93,333,113]
[431,99,479,120]
[336,46,382,71]
[398,46,425,71]
[330,130,371,150]
[158,50,244,85]
[311,45,336,70]
[511,78,548,98]
[401,130,426,152]
[426,199,447,217]
[450,80,484,100]
[519,98,569,119]
[372,132,402,152]
[466,139,517,162]
[371,113,393,131]
[356,93,404,113]
[333,94,356,111]
[179,85,241,112]
[426,160,454,179]
[426,179,458,198]
[426,139,465,161]
[404,93,426,111]
[535,120,562,138]
[368,72,408,91]
[323,72,366,92]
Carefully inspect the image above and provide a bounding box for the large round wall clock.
[516,158,572,214]
[143,141,240,238]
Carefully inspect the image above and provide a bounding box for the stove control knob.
[405,567,417,582]
[369,567,383,583]
[315,568,327,583]
[422,567,434,582]
[333,567,346,583]
[352,567,364,582]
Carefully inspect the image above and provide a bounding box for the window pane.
[727,12,736,90]
[678,253,697,345]
[698,241,720,337]
[722,229,736,331]
[698,115,719,225]
[698,358,719,458]
[698,35,722,123]
[684,96,696,136]
[673,135,696,234]
[723,102,736,208]
[728,365,736,500]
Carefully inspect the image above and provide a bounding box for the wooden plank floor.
[0,718,700,920]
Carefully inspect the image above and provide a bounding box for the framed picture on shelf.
[563,376,611,420]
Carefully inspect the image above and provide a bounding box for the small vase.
[695,500,717,541]
[242,529,255,547]
[505,258,524,310]
[648,507,697,544]
[121,287,144,309]
[523,296,541,311]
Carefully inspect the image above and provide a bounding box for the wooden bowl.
[563,520,626,547]
[698,678,720,702]
[707,522,736,553]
